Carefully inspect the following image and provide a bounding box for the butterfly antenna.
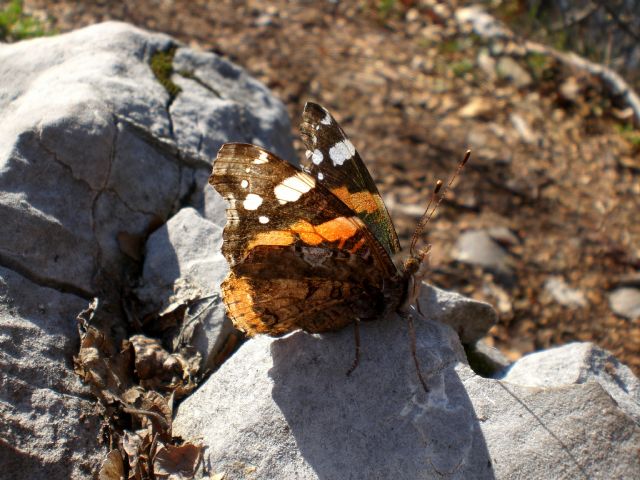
[409,150,471,256]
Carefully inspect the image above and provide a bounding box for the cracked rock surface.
[0,21,294,478]
[174,285,640,479]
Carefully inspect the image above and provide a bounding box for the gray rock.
[0,21,293,297]
[171,49,295,165]
[615,272,640,288]
[510,113,538,145]
[502,342,640,425]
[609,287,640,320]
[465,339,511,377]
[137,207,233,371]
[496,57,533,88]
[0,21,295,478]
[458,97,494,118]
[175,313,486,480]
[416,284,497,344]
[544,276,588,308]
[173,291,640,479]
[486,226,519,247]
[559,76,581,102]
[456,6,512,38]
[453,229,513,278]
[0,267,104,478]
[477,49,497,81]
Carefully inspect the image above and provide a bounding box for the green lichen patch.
[150,46,182,99]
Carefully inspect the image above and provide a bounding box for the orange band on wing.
[330,186,379,215]
[329,186,353,208]
[289,220,324,245]
[246,230,296,252]
[291,217,359,249]
[244,217,363,255]
[350,191,380,214]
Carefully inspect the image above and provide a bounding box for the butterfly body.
[210,103,429,337]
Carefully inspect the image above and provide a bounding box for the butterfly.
[210,102,467,387]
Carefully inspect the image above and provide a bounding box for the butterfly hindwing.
[300,102,401,257]
[210,143,401,335]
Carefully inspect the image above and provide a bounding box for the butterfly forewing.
[300,102,401,257]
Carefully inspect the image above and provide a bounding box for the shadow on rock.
[269,315,495,479]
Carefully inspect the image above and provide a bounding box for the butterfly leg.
[408,313,429,393]
[346,318,361,376]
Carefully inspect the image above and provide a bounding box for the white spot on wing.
[328,139,356,166]
[320,112,331,125]
[252,150,270,164]
[318,172,324,180]
[243,193,263,210]
[245,167,250,173]
[274,172,316,205]
[311,149,323,165]
[259,216,269,224]
[240,179,249,188]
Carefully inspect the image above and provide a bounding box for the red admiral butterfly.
[210,102,468,389]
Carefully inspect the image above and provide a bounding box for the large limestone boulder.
[0,21,294,478]
[174,286,640,479]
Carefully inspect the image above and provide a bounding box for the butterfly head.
[398,245,431,313]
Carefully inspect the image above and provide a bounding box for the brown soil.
[25,0,640,373]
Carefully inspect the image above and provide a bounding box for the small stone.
[477,49,496,81]
[419,24,443,42]
[453,229,512,275]
[458,97,494,118]
[496,57,533,88]
[255,14,276,27]
[510,113,538,145]
[544,276,587,308]
[559,76,581,102]
[432,3,451,20]
[486,226,520,247]
[405,8,419,22]
[416,284,497,344]
[456,6,512,38]
[609,287,640,320]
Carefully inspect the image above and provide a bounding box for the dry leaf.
[99,449,125,480]
[123,429,154,480]
[74,299,135,404]
[153,442,203,479]
[129,335,199,397]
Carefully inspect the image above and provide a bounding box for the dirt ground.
[24,0,640,373]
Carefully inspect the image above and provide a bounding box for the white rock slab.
[174,291,640,479]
